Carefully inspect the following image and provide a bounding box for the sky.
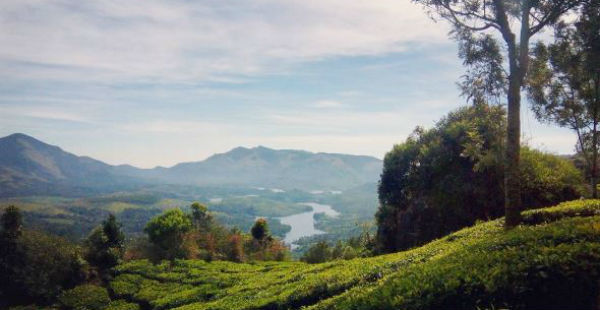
[0,0,576,168]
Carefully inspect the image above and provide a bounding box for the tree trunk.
[593,121,598,198]
[504,73,522,228]
[495,0,527,229]
[594,73,600,199]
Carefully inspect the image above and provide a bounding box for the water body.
[278,202,340,248]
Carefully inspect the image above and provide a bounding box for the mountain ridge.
[0,133,382,196]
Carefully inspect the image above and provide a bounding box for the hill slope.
[0,133,382,196]
[91,200,600,310]
[0,133,139,196]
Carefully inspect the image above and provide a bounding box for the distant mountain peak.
[3,133,40,143]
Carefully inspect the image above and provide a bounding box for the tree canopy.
[251,218,270,241]
[85,214,125,272]
[527,2,600,197]
[144,208,193,260]
[376,104,582,252]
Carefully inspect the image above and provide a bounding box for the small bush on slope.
[58,284,110,310]
[107,200,600,310]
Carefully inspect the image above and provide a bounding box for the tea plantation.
[61,200,600,310]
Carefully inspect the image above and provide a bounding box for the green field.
[55,199,600,310]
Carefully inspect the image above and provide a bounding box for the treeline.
[0,203,289,309]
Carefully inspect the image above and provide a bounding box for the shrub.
[58,285,110,310]
[104,300,140,310]
[301,241,332,263]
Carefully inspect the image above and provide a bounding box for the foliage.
[144,209,193,260]
[102,200,600,310]
[104,300,140,310]
[376,104,583,252]
[301,227,374,263]
[139,205,288,263]
[190,202,212,231]
[251,218,269,240]
[227,232,244,262]
[1,206,88,307]
[86,214,125,271]
[527,2,600,197]
[58,285,110,310]
[0,206,25,307]
[0,225,87,307]
[520,147,584,207]
[1,205,23,238]
[301,241,332,264]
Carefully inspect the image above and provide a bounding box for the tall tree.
[85,214,125,271]
[144,209,193,260]
[190,202,213,231]
[251,218,269,241]
[412,0,584,228]
[1,205,22,240]
[527,2,600,197]
[0,206,24,305]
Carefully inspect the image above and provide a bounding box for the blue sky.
[0,0,575,168]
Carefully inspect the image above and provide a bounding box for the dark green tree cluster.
[85,214,125,275]
[376,104,583,252]
[0,206,87,307]
[251,218,269,241]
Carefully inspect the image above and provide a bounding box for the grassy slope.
[97,200,600,310]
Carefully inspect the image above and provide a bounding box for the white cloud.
[0,105,93,123]
[0,0,451,83]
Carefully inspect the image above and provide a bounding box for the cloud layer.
[1,0,450,82]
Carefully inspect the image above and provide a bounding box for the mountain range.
[0,133,382,197]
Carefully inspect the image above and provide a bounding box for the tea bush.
[58,285,110,310]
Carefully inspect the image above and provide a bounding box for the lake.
[278,202,340,249]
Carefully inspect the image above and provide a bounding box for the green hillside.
[55,200,600,310]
